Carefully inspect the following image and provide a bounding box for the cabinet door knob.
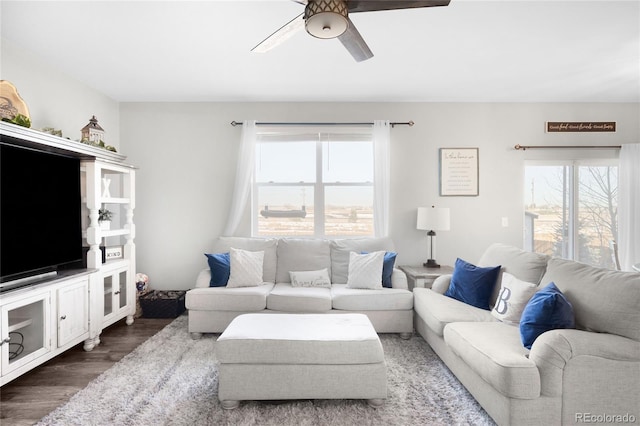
[0,337,10,345]
[60,315,67,320]
[114,290,121,295]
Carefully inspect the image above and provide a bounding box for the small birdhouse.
[81,115,105,144]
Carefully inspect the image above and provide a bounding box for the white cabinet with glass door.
[0,274,91,386]
[82,160,136,346]
[0,291,51,382]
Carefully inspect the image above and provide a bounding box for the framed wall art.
[439,148,479,196]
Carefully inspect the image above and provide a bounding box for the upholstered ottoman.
[216,313,387,409]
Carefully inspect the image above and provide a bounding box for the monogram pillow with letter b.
[491,272,538,324]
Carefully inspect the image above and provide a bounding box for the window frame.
[524,158,619,266]
[251,133,375,238]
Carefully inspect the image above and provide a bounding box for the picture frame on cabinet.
[105,246,124,261]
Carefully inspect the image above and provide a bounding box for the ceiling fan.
[252,0,451,62]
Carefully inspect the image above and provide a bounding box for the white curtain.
[222,120,391,237]
[373,120,391,237]
[222,120,256,236]
[618,143,640,271]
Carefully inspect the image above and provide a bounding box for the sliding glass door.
[524,161,618,269]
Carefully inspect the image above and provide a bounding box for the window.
[524,160,618,269]
[253,133,374,237]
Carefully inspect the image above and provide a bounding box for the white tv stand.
[1,270,94,385]
[0,122,136,386]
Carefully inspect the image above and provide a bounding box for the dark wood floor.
[0,317,173,426]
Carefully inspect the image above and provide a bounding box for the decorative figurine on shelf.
[81,115,105,144]
[135,273,150,318]
[79,116,118,152]
[0,80,31,128]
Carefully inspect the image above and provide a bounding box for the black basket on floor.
[139,290,186,318]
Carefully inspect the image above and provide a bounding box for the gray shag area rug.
[37,315,495,426]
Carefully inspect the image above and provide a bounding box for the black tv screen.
[1,142,83,284]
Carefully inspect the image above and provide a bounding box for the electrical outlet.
[502,217,509,227]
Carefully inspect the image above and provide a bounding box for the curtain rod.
[514,144,622,151]
[230,120,414,128]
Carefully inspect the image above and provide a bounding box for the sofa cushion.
[520,282,575,349]
[185,283,274,311]
[444,258,501,310]
[540,257,640,341]
[444,322,541,399]
[204,252,230,287]
[491,272,538,324]
[478,243,549,284]
[212,237,278,284]
[346,251,385,289]
[331,284,413,311]
[414,288,496,337]
[227,248,264,288]
[275,239,331,284]
[330,237,396,284]
[267,283,332,312]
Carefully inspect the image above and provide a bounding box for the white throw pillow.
[227,248,264,288]
[289,269,331,288]
[346,251,385,290]
[491,272,538,324]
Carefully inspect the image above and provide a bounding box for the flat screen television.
[1,141,83,290]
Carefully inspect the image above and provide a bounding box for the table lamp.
[417,206,450,268]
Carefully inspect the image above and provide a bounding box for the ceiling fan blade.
[251,13,305,53]
[338,18,374,62]
[348,0,450,13]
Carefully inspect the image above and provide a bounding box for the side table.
[399,265,454,291]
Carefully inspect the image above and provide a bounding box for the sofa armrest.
[431,274,452,294]
[530,329,640,397]
[195,268,211,288]
[391,268,409,290]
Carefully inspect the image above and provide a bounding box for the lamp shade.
[417,207,451,231]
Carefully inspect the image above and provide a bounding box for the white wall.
[120,102,639,290]
[1,39,120,148]
[4,38,637,290]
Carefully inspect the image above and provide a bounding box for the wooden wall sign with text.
[546,122,616,132]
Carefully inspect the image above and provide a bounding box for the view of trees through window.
[524,163,618,269]
[253,138,374,237]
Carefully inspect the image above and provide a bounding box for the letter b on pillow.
[494,287,512,315]
[490,272,538,324]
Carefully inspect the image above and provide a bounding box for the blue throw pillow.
[520,282,575,349]
[361,251,397,288]
[382,252,397,288]
[444,258,501,310]
[204,252,230,287]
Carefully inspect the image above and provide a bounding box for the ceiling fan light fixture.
[304,0,348,39]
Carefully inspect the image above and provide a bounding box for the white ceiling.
[1,0,638,103]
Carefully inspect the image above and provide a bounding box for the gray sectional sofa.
[414,243,640,426]
[186,237,414,338]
